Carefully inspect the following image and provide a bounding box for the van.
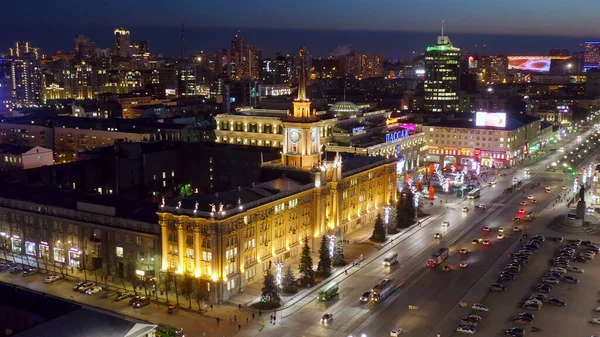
[132,296,151,308]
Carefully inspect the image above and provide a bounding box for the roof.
[15,308,151,337]
[0,144,36,155]
[425,114,540,131]
[0,181,158,224]
[329,101,360,115]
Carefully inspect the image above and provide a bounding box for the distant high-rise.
[339,53,384,79]
[424,33,460,113]
[9,57,44,107]
[9,41,42,60]
[73,35,96,59]
[480,55,508,84]
[584,41,600,70]
[114,28,131,58]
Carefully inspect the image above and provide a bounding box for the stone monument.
[576,184,586,223]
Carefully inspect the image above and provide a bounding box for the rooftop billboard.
[475,112,506,128]
[508,57,551,72]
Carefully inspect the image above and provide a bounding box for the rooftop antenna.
[181,20,189,96]
[441,20,444,36]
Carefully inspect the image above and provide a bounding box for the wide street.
[237,123,598,337]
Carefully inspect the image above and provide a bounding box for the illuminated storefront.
[25,241,36,256]
[39,242,49,259]
[69,249,81,268]
[11,236,22,254]
[54,247,65,263]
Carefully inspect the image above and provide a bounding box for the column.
[193,226,201,277]
[177,223,185,274]
[160,221,169,271]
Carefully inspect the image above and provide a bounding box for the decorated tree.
[396,188,416,229]
[317,235,332,276]
[298,236,315,286]
[261,261,281,304]
[370,214,387,242]
[281,265,297,293]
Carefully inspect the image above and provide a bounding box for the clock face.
[288,129,300,144]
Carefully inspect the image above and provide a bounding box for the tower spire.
[296,47,307,102]
[441,20,444,36]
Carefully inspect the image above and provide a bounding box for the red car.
[518,209,526,214]
[513,316,532,324]
[483,226,491,232]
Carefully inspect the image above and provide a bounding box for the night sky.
[2,0,600,57]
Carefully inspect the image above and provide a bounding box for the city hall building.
[158,51,398,302]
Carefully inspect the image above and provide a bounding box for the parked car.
[72,281,87,291]
[522,302,542,310]
[490,283,506,292]
[471,303,488,312]
[459,319,478,327]
[22,268,38,277]
[114,292,130,301]
[566,266,584,273]
[44,275,62,283]
[9,266,23,274]
[591,318,600,325]
[455,326,476,335]
[132,296,151,308]
[128,295,142,305]
[79,283,97,293]
[529,293,548,302]
[547,298,566,306]
[0,263,9,271]
[85,286,103,295]
[550,267,567,274]
[562,275,579,283]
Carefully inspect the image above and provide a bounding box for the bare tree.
[173,273,180,305]
[179,273,195,308]
[194,278,210,311]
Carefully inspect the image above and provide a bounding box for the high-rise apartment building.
[9,57,44,107]
[114,28,131,58]
[584,41,600,70]
[260,54,291,84]
[228,34,260,80]
[339,53,384,79]
[424,35,460,113]
[8,41,43,59]
[73,35,96,59]
[480,55,508,84]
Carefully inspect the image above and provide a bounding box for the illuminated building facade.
[423,114,551,168]
[9,57,44,107]
[158,50,399,302]
[480,56,508,84]
[339,53,384,79]
[424,35,460,113]
[114,28,131,58]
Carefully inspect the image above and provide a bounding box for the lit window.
[116,247,123,257]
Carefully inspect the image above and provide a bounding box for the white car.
[471,303,488,312]
[497,233,505,240]
[390,328,403,336]
[527,195,534,200]
[567,266,584,273]
[456,326,475,335]
[434,233,442,239]
[498,227,505,233]
[462,207,469,212]
[550,267,567,274]
[591,318,600,325]
[595,307,600,312]
[44,275,62,284]
[442,221,450,227]
[85,286,103,295]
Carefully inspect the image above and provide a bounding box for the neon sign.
[386,129,409,143]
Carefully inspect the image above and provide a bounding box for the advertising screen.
[475,112,506,128]
[508,57,551,72]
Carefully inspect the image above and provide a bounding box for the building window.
[136,237,143,246]
[116,246,124,257]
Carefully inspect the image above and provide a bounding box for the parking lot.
[442,223,600,337]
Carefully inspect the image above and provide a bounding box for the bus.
[382,252,398,266]
[427,247,449,267]
[156,324,184,337]
[467,188,481,199]
[371,279,397,302]
[318,282,339,301]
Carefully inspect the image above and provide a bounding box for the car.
[505,327,526,337]
[471,303,488,312]
[459,319,478,327]
[483,226,491,232]
[529,293,548,302]
[583,240,593,246]
[548,298,566,306]
[320,313,333,323]
[442,265,453,271]
[482,239,490,246]
[559,247,575,253]
[566,265,584,273]
[456,326,476,335]
[497,233,505,240]
[168,305,180,314]
[79,282,96,293]
[574,256,589,263]
[22,268,38,276]
[44,275,62,283]
[531,199,537,203]
[551,267,567,274]
[434,233,442,239]
[553,261,569,267]
[522,302,542,310]
[520,201,527,206]
[516,312,535,320]
[114,292,130,301]
[513,316,533,324]
[535,286,552,294]
[475,204,487,209]
[561,185,567,190]
[507,263,521,271]
[85,286,103,295]
[595,307,600,312]
[490,283,506,292]
[582,252,595,259]
[360,291,371,302]
[591,318,600,325]
[545,187,552,193]
[584,248,598,255]
[459,248,469,254]
[513,226,521,232]
[9,266,23,274]
[544,272,562,279]
[518,209,526,214]
[542,277,560,284]
[505,266,520,274]
[488,180,497,186]
[500,274,516,281]
[132,296,151,308]
[555,237,564,243]
[462,207,469,212]
[498,227,505,232]
[442,221,450,227]
[72,281,86,291]
[389,328,403,337]
[128,295,142,305]
[513,177,520,183]
[533,235,545,242]
[472,239,480,245]
[460,261,469,268]
[568,239,582,246]
[102,290,116,298]
[562,275,579,283]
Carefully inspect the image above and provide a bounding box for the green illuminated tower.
[424,25,460,114]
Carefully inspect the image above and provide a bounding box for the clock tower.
[281,48,321,169]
